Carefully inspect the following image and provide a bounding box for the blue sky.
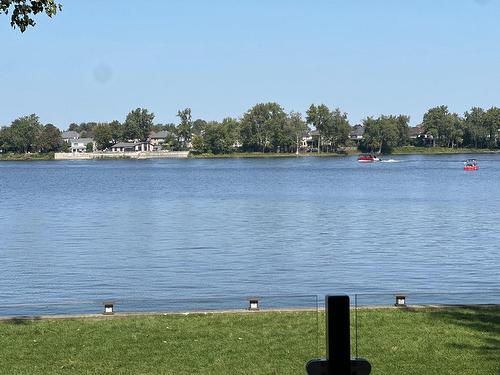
[1,0,499,128]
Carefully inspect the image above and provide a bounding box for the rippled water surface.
[1,154,499,308]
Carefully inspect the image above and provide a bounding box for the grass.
[392,146,500,155]
[191,151,355,158]
[1,148,497,161]
[0,306,498,374]
[0,152,54,161]
[191,147,500,158]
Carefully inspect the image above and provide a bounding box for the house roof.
[112,141,152,148]
[409,126,423,137]
[73,138,94,144]
[62,131,80,139]
[150,130,170,139]
[112,142,137,148]
[350,125,365,137]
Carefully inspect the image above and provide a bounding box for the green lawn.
[0,152,54,161]
[391,146,499,155]
[0,307,498,374]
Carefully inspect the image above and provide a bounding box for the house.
[350,125,364,143]
[69,138,95,153]
[149,131,170,150]
[300,131,312,149]
[409,126,423,140]
[61,131,80,143]
[150,131,170,145]
[409,125,434,146]
[110,141,153,152]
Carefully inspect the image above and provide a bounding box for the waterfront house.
[149,131,170,150]
[409,126,423,140]
[69,138,95,153]
[61,131,80,143]
[301,131,312,150]
[409,125,435,146]
[350,125,364,144]
[111,141,153,152]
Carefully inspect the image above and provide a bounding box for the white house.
[69,138,95,153]
[149,131,170,150]
[110,141,153,152]
[61,131,80,143]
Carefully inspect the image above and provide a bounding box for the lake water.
[1,154,499,313]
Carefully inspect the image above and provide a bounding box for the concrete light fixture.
[395,295,407,307]
[103,301,114,315]
[248,297,259,311]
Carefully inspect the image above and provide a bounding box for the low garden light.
[395,295,407,307]
[248,297,259,311]
[103,301,115,315]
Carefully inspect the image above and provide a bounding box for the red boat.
[464,159,479,171]
[358,154,381,163]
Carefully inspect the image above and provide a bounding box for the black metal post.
[327,295,351,374]
[306,295,371,375]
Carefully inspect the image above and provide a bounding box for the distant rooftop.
[61,131,80,139]
[150,130,170,139]
[72,138,94,144]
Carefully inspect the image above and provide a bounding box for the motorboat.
[358,154,381,163]
[464,159,479,171]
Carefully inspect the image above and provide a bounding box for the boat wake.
[380,159,401,163]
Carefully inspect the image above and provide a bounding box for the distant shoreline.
[1,147,499,161]
[193,147,500,158]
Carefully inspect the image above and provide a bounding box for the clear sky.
[1,0,499,129]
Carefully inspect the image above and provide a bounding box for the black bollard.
[306,295,371,375]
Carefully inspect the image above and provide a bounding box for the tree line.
[1,104,500,155]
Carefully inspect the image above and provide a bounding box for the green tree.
[396,115,410,146]
[86,142,94,153]
[203,122,227,154]
[285,112,308,154]
[192,119,207,136]
[0,126,12,152]
[463,107,487,148]
[68,123,80,132]
[124,108,154,141]
[362,115,410,153]
[177,108,193,150]
[191,134,205,152]
[201,119,240,154]
[240,103,287,152]
[361,117,382,153]
[484,107,500,148]
[93,123,114,150]
[37,124,62,152]
[306,104,331,153]
[8,114,43,153]
[60,140,69,152]
[449,114,464,148]
[1,0,62,32]
[306,105,351,152]
[422,106,461,148]
[327,108,351,151]
[221,117,240,150]
[109,120,123,143]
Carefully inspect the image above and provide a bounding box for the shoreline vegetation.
[0,152,55,161]
[1,147,499,161]
[2,104,500,161]
[0,306,498,374]
[193,147,500,158]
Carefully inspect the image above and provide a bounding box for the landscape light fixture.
[395,295,407,307]
[306,295,372,375]
[103,301,115,315]
[248,297,259,311]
